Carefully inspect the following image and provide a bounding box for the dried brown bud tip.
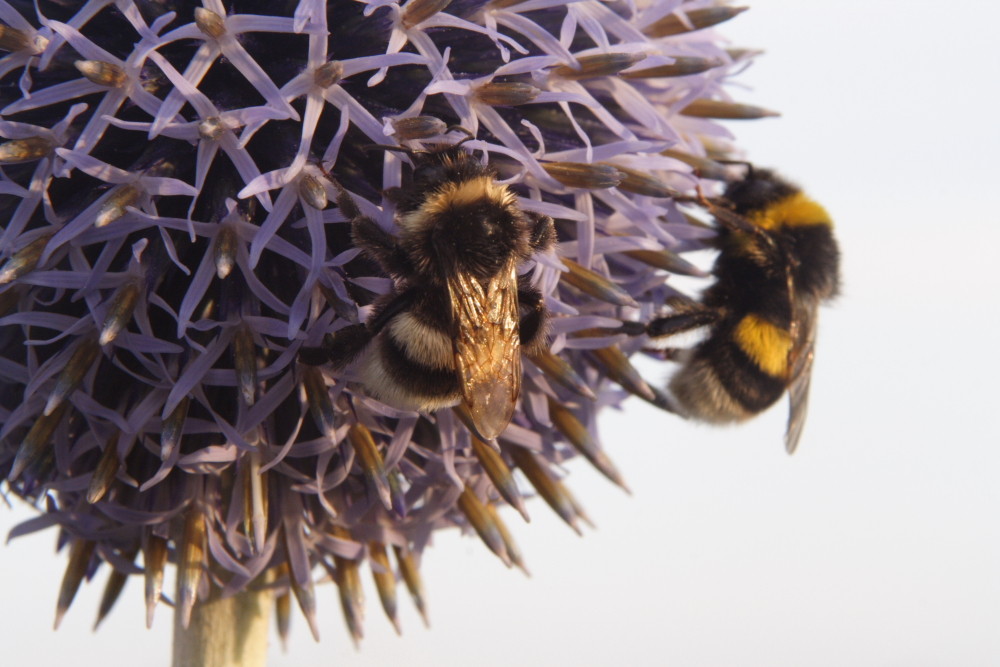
[214,225,238,279]
[275,579,292,648]
[314,60,344,88]
[302,366,337,439]
[553,52,647,80]
[0,232,53,285]
[0,24,31,52]
[286,551,321,642]
[660,148,732,182]
[469,431,528,521]
[390,115,449,140]
[543,161,623,190]
[680,98,780,120]
[402,0,451,28]
[624,248,704,277]
[560,258,637,307]
[458,485,512,566]
[299,173,328,210]
[160,395,190,460]
[621,57,725,79]
[8,401,68,481]
[527,348,597,401]
[610,165,675,198]
[644,6,748,38]
[330,527,365,646]
[474,81,541,107]
[74,59,127,88]
[45,335,100,416]
[393,546,429,626]
[369,542,401,634]
[95,184,141,227]
[0,136,54,163]
[233,326,258,405]
[485,503,529,575]
[54,539,96,630]
[143,533,168,628]
[548,398,628,491]
[587,346,657,402]
[177,508,207,629]
[194,7,227,38]
[347,423,394,512]
[94,544,138,630]
[86,432,121,503]
[508,446,582,535]
[198,116,225,140]
[100,281,141,345]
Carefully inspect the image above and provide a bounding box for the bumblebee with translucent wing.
[632,167,840,453]
[303,138,555,441]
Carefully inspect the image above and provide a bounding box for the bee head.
[724,169,798,215]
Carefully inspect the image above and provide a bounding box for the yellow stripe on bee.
[733,314,792,378]
[399,177,515,233]
[748,192,832,231]
[425,177,514,214]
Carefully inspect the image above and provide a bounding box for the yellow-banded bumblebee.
[643,167,840,453]
[308,141,555,440]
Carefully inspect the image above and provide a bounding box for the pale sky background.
[3,1,1000,665]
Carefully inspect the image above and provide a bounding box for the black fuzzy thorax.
[396,147,532,283]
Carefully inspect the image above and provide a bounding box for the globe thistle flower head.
[1,0,772,645]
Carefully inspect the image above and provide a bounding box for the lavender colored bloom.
[0,0,769,644]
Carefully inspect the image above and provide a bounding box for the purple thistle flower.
[1,0,772,649]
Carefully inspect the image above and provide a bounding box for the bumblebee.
[644,167,840,453]
[309,141,555,440]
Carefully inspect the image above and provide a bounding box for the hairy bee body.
[650,169,840,452]
[318,143,554,440]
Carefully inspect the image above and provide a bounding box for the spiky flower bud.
[0,0,769,654]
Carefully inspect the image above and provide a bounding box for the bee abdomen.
[670,317,788,422]
[358,312,461,411]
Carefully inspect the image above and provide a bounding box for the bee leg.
[299,288,417,368]
[331,182,413,275]
[317,324,376,369]
[516,277,548,353]
[646,309,721,339]
[525,211,555,252]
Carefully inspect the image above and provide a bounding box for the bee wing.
[785,299,819,454]
[447,261,521,440]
